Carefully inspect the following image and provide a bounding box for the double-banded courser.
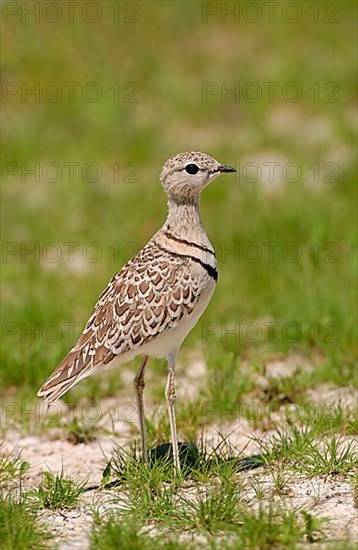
[38,152,236,471]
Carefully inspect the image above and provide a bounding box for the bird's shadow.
[85,441,265,492]
[150,441,263,473]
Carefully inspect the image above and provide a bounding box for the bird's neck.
[165,196,209,244]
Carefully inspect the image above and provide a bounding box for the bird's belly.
[140,279,216,358]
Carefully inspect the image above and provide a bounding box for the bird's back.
[37,232,217,402]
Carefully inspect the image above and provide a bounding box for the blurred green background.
[1,1,357,401]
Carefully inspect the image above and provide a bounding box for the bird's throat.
[165,197,209,244]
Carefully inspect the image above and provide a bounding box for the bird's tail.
[37,349,92,403]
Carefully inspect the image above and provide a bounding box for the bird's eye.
[185,163,200,175]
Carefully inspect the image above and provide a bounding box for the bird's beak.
[215,165,237,173]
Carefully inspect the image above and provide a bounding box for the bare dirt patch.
[2,354,357,549]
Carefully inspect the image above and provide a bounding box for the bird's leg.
[165,352,181,473]
[133,356,149,464]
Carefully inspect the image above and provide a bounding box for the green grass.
[259,422,358,477]
[65,416,99,445]
[1,1,357,401]
[27,470,86,510]
[1,1,357,548]
[289,400,358,436]
[91,517,192,550]
[204,352,255,413]
[91,505,329,550]
[178,482,243,533]
[89,449,327,549]
[297,436,358,477]
[87,438,355,549]
[144,397,208,444]
[91,444,330,550]
[0,493,51,550]
[0,446,29,484]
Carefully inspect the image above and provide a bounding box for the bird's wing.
[37,240,204,402]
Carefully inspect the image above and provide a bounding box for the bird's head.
[160,151,236,202]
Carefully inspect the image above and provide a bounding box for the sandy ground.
[1,354,357,549]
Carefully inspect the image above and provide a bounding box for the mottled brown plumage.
[38,151,236,471]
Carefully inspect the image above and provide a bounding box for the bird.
[37,151,236,472]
